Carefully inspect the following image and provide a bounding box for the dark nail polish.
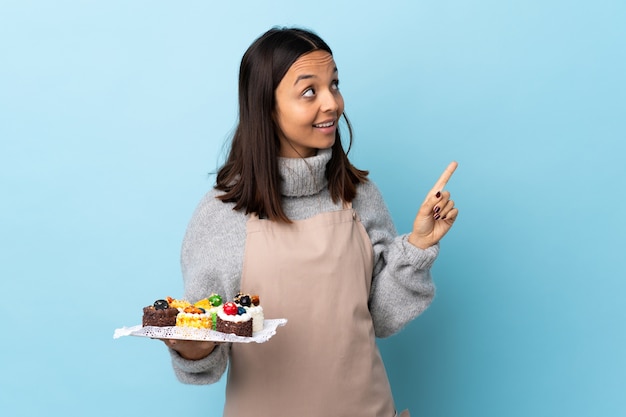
[434,214,440,220]
[433,206,440,213]
[442,215,447,220]
[436,191,441,198]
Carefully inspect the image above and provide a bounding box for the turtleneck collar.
[278,148,331,197]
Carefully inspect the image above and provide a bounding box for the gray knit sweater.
[170,148,439,384]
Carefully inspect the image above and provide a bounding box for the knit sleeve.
[168,343,230,384]
[169,190,247,384]
[354,181,439,338]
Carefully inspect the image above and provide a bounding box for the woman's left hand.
[408,161,459,249]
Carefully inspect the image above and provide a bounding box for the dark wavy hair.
[215,27,368,222]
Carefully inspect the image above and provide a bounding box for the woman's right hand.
[408,161,459,250]
[162,339,218,360]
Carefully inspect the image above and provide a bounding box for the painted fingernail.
[433,206,440,213]
[435,191,441,198]
[434,213,440,220]
[442,215,447,220]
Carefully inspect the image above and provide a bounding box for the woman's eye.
[332,80,340,90]
[303,88,315,97]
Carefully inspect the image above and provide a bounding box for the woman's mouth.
[313,120,335,128]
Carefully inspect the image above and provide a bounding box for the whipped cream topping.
[217,309,251,322]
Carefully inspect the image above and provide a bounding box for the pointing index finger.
[432,161,458,193]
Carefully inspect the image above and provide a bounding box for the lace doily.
[113,318,287,343]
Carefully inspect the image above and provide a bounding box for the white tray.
[113,318,287,343]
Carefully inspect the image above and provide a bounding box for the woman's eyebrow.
[294,67,338,86]
[294,74,315,85]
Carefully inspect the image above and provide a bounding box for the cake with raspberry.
[216,301,253,337]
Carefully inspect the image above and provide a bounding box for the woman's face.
[274,50,344,158]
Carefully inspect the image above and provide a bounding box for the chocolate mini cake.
[142,299,179,327]
[216,301,253,337]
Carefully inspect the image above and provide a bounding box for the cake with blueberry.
[178,294,224,330]
[216,301,253,337]
[142,299,179,327]
[176,305,213,329]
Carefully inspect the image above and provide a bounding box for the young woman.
[163,27,458,417]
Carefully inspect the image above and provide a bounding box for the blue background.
[1,1,625,416]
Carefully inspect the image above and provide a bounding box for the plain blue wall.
[1,1,625,416]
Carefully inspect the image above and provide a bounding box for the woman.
[164,27,458,417]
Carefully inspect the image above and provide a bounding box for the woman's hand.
[162,339,218,360]
[408,161,459,250]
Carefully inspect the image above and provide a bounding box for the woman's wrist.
[165,340,218,360]
[407,232,433,250]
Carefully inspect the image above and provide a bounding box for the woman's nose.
[320,89,340,112]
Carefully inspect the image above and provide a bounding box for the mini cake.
[236,293,264,333]
[176,305,212,329]
[180,294,224,330]
[142,299,179,327]
[216,301,253,337]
